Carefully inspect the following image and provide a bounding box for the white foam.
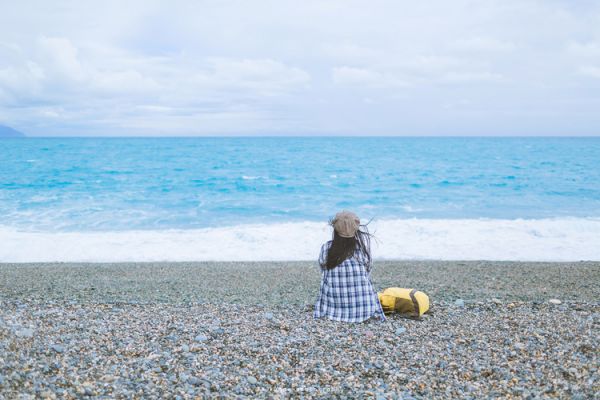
[1,218,599,262]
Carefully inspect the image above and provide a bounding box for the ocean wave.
[1,218,599,262]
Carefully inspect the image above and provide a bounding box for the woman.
[314,211,386,322]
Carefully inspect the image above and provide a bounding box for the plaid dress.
[314,241,386,323]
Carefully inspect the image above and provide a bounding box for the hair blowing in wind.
[325,225,373,270]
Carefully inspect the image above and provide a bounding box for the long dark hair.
[325,224,373,270]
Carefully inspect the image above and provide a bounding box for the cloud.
[38,36,86,81]
[332,66,409,88]
[332,60,504,88]
[443,71,505,83]
[91,69,161,94]
[578,65,600,78]
[567,41,600,57]
[0,32,312,134]
[1,0,600,135]
[450,37,516,53]
[191,58,311,94]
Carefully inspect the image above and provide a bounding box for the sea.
[1,137,599,262]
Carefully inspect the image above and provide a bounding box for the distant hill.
[0,125,26,138]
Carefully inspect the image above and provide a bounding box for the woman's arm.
[318,243,328,270]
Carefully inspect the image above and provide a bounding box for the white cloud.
[0,0,599,135]
[567,41,600,57]
[38,36,86,81]
[0,32,312,134]
[443,71,505,83]
[333,60,504,88]
[332,66,408,88]
[578,65,600,79]
[91,69,161,93]
[192,58,311,93]
[451,37,516,52]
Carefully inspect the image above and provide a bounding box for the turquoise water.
[1,137,599,231]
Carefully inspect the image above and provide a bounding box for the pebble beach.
[1,261,598,399]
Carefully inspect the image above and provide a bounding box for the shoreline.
[1,261,598,398]
[3,217,600,263]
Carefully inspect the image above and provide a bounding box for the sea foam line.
[1,218,599,262]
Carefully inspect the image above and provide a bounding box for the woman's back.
[314,212,385,323]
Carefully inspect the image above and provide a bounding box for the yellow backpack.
[378,288,430,318]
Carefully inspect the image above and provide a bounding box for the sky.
[1,0,600,136]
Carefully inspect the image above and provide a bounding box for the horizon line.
[10,134,600,138]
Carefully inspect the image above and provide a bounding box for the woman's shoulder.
[319,240,332,256]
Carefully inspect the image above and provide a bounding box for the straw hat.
[332,210,360,238]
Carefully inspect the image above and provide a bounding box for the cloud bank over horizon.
[1,0,600,136]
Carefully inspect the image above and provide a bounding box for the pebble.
[50,344,64,353]
[1,301,594,398]
[395,327,407,335]
[194,334,208,343]
[454,299,465,308]
[549,299,562,305]
[0,260,597,398]
[187,377,200,386]
[514,343,525,351]
[15,328,34,338]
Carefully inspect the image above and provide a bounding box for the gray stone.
[247,376,258,385]
[194,334,208,343]
[15,328,34,338]
[0,261,597,399]
[395,327,407,335]
[187,376,201,386]
[454,299,465,308]
[50,344,64,354]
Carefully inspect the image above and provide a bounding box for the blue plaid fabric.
[314,241,386,323]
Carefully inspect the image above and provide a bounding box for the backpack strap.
[408,289,421,318]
